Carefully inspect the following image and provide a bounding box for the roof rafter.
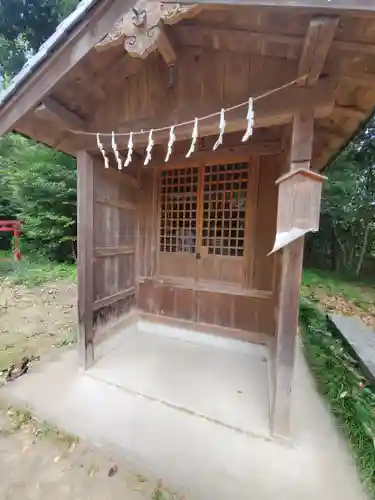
[34,97,86,130]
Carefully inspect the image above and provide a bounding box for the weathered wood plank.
[271,237,304,437]
[271,111,314,438]
[298,17,339,86]
[93,287,135,310]
[176,25,302,59]
[157,23,177,66]
[96,198,136,210]
[77,150,95,368]
[95,245,136,257]
[34,96,86,129]
[139,312,273,347]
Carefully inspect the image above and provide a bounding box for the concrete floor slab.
[0,326,367,500]
[90,322,270,436]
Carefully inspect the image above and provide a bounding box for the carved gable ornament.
[96,1,200,58]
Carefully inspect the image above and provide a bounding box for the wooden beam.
[176,25,302,59]
[95,245,136,257]
[34,97,86,130]
[298,17,339,86]
[175,0,375,12]
[177,24,375,59]
[157,23,177,66]
[0,0,139,136]
[77,150,95,369]
[271,111,314,438]
[66,78,334,151]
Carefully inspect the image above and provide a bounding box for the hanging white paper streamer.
[242,98,254,142]
[165,126,175,162]
[186,118,198,158]
[213,108,225,150]
[144,129,154,166]
[124,132,134,167]
[97,133,109,169]
[111,131,122,170]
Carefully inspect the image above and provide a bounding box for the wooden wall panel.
[93,158,137,336]
[175,288,195,322]
[138,280,275,337]
[91,50,297,133]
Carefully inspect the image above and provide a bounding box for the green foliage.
[0,0,79,79]
[0,0,80,262]
[0,134,77,261]
[300,300,375,498]
[307,119,375,276]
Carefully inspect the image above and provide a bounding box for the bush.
[0,134,77,262]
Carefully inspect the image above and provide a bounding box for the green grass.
[0,252,76,287]
[300,299,375,498]
[302,268,375,313]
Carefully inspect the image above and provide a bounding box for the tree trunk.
[356,222,371,276]
[332,222,348,269]
[330,224,336,271]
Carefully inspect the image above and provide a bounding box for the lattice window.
[159,167,198,253]
[202,163,248,257]
[159,162,248,257]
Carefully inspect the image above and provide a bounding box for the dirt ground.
[0,280,174,500]
[0,281,77,368]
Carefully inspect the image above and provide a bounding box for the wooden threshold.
[139,312,273,347]
[139,276,273,299]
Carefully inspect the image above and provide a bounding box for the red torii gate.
[0,220,22,261]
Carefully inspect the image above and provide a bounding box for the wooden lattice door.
[158,158,255,286]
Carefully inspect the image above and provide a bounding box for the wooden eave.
[2,3,375,171]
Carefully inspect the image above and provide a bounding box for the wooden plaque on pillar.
[270,168,326,253]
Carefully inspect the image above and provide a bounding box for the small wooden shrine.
[1,0,375,437]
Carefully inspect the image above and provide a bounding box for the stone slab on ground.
[330,314,375,382]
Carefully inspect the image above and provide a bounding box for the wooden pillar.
[77,150,95,368]
[271,112,314,438]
